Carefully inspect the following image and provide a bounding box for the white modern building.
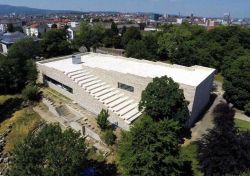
[25,24,48,37]
[37,53,216,130]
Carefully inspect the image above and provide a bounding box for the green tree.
[198,103,250,176]
[8,37,41,60]
[125,40,150,59]
[118,116,184,176]
[172,40,199,66]
[122,27,141,46]
[41,29,72,58]
[74,22,105,51]
[223,55,250,109]
[103,129,116,146]
[0,56,21,93]
[142,33,159,60]
[9,124,87,176]
[244,102,250,116]
[110,22,119,36]
[139,76,189,125]
[97,109,109,130]
[158,25,192,59]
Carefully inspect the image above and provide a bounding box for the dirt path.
[33,103,67,130]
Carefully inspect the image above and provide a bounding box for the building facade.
[37,53,216,130]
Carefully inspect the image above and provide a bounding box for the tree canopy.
[41,29,72,58]
[139,76,190,126]
[118,116,184,176]
[97,109,109,130]
[223,55,250,110]
[198,103,250,176]
[9,124,87,176]
[74,22,105,51]
[122,27,141,46]
[0,38,38,94]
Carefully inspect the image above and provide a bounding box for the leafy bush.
[21,84,40,102]
[245,103,250,116]
[103,129,116,146]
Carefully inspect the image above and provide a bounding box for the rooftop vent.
[72,54,81,64]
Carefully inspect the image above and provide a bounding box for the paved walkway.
[235,111,250,122]
[185,81,224,144]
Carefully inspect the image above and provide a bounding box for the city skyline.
[0,0,249,18]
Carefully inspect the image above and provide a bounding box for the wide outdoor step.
[90,85,110,94]
[112,100,134,112]
[86,82,106,91]
[124,109,142,121]
[125,112,142,124]
[98,90,119,101]
[75,75,94,83]
[66,69,83,76]
[71,72,90,80]
[94,88,115,98]
[78,77,98,86]
[102,94,124,104]
[118,103,138,116]
[82,80,102,89]
[68,70,86,77]
[66,69,142,125]
[108,97,128,108]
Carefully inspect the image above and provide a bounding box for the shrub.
[103,129,116,146]
[245,103,250,116]
[21,84,40,102]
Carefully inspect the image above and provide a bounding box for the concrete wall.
[37,64,130,130]
[189,71,215,125]
[84,126,102,142]
[37,60,215,129]
[0,43,8,54]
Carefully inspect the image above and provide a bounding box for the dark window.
[118,82,134,92]
[44,75,73,93]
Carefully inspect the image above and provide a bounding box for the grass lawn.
[42,87,71,103]
[215,73,224,82]
[181,143,202,176]
[0,95,43,153]
[0,95,16,104]
[235,118,250,132]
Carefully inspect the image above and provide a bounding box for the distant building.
[206,19,221,30]
[0,31,26,54]
[0,18,22,32]
[25,23,48,37]
[176,18,183,24]
[68,22,79,28]
[148,13,162,21]
[37,53,215,130]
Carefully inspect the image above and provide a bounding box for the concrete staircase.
[65,69,142,124]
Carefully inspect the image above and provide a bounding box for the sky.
[0,0,250,18]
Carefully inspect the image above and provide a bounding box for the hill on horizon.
[0,4,80,15]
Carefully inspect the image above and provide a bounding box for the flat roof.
[41,53,216,86]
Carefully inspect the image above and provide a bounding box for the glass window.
[44,75,73,93]
[118,82,134,92]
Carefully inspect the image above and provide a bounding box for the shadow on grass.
[0,97,23,123]
[84,159,118,176]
